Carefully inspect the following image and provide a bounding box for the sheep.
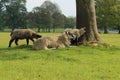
[8,29,42,47]
[33,32,76,50]
[64,27,86,45]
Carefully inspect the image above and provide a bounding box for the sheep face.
[31,33,42,39]
[64,31,76,40]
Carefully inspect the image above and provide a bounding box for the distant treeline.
[0,0,76,32]
[1,0,120,34]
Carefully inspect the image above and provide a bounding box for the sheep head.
[32,33,42,39]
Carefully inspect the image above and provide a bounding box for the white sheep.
[64,27,86,45]
[33,32,76,50]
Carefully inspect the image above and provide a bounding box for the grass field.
[0,32,120,80]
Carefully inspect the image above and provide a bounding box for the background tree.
[96,0,120,34]
[0,0,9,31]
[0,0,3,31]
[64,16,76,29]
[41,0,61,15]
[27,12,36,28]
[41,0,63,32]
[52,12,64,32]
[110,1,120,34]
[5,0,27,30]
[32,7,53,32]
[76,0,100,44]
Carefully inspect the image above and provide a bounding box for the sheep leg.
[30,38,34,43]
[26,38,29,45]
[76,38,78,46]
[8,39,15,47]
[15,39,19,45]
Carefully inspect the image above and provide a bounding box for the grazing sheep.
[8,29,42,47]
[33,32,76,50]
[64,27,86,45]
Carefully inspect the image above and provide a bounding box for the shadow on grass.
[0,44,33,50]
[89,45,120,51]
[0,45,32,61]
[1,44,119,61]
[0,53,29,61]
[56,55,78,62]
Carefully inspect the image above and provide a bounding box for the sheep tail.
[10,32,13,36]
[10,29,14,36]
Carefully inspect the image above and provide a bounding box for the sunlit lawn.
[100,34,120,47]
[0,32,120,80]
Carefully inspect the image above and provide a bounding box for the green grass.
[100,34,120,47]
[0,32,120,80]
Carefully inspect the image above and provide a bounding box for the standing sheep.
[33,32,76,50]
[64,27,86,45]
[8,29,42,47]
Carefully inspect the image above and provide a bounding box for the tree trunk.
[48,26,51,32]
[42,27,45,32]
[38,27,40,32]
[45,26,47,32]
[76,0,100,43]
[53,26,55,32]
[104,26,108,34]
[118,25,120,34]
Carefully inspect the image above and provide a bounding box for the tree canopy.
[96,0,120,33]
[41,0,61,15]
[1,0,119,34]
[32,7,53,32]
[1,0,27,30]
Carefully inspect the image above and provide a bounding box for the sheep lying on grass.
[64,27,86,45]
[33,32,76,50]
[8,29,42,47]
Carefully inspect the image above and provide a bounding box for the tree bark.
[53,26,55,32]
[48,26,51,32]
[118,25,120,34]
[76,0,100,43]
[38,27,40,32]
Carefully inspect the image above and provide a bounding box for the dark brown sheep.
[8,29,42,47]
